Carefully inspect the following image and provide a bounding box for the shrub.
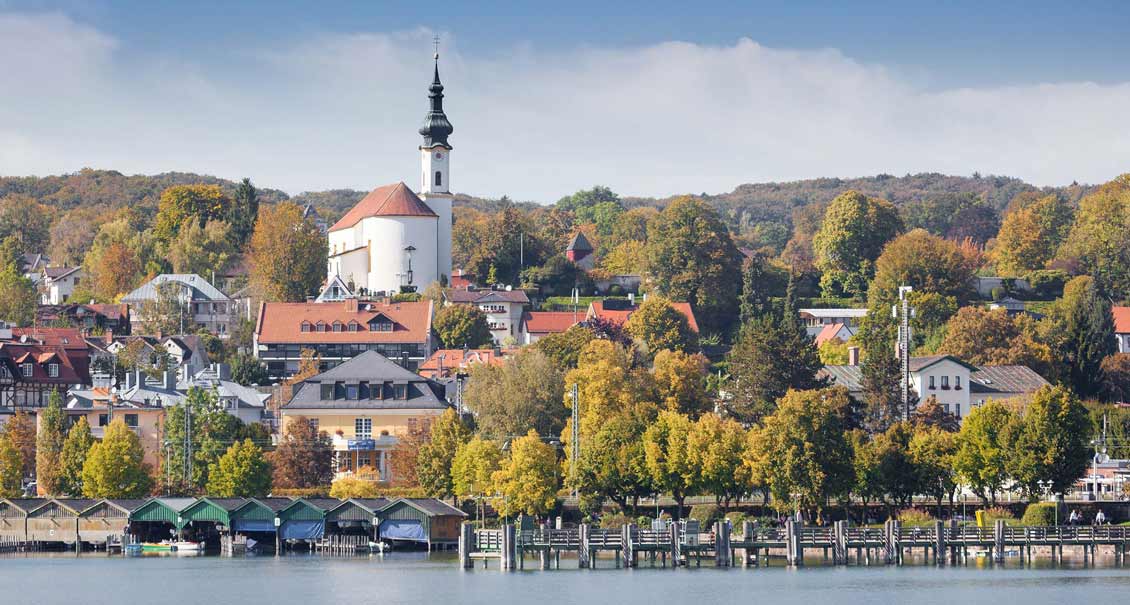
[271,487,330,498]
[1027,269,1068,300]
[599,513,632,529]
[688,504,720,526]
[897,508,935,527]
[979,506,1017,526]
[725,511,748,527]
[608,284,624,296]
[1020,502,1058,526]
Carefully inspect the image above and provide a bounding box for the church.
[326,53,455,296]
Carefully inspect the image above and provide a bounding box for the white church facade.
[327,56,455,295]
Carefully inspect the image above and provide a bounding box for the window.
[348,321,359,332]
[954,376,962,390]
[98,414,109,426]
[395,383,407,399]
[301,322,312,333]
[407,417,419,433]
[0,366,9,379]
[954,404,962,418]
[345,383,359,399]
[435,171,442,187]
[928,376,935,390]
[20,363,32,377]
[338,453,353,473]
[333,321,343,333]
[941,376,950,389]
[47,363,59,378]
[124,414,139,428]
[369,320,393,332]
[316,321,326,332]
[320,383,334,400]
[307,418,320,432]
[355,417,372,439]
[358,451,372,468]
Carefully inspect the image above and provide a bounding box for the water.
[3,552,1130,605]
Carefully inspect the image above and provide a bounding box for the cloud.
[2,13,1128,201]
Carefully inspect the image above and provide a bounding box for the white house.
[1114,307,1130,353]
[121,274,235,337]
[444,289,530,345]
[40,267,83,305]
[326,54,454,295]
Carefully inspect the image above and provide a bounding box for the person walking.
[1095,510,1107,526]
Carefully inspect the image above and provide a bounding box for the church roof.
[329,182,437,231]
[419,59,454,149]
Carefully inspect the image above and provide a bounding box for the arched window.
[434,171,442,187]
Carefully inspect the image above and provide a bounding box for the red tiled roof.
[814,323,847,347]
[418,348,509,378]
[255,299,433,344]
[12,327,86,350]
[588,300,700,333]
[450,270,473,290]
[522,311,580,335]
[0,342,90,386]
[329,182,436,231]
[1115,307,1130,334]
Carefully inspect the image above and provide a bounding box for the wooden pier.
[458,519,1130,569]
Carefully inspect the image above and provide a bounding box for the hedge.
[1020,502,1058,526]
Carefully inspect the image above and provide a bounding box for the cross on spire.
[433,35,440,60]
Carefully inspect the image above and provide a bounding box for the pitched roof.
[329,182,437,231]
[522,311,579,335]
[567,231,593,252]
[1114,307,1130,334]
[255,299,433,345]
[814,323,856,347]
[908,355,978,372]
[12,327,85,350]
[43,266,80,280]
[799,308,869,319]
[382,497,466,517]
[969,365,1050,394]
[444,289,530,304]
[284,350,448,410]
[121,274,231,303]
[588,299,700,333]
[419,348,508,377]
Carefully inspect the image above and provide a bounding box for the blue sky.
[1,1,1128,200]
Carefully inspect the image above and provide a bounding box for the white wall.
[912,360,972,420]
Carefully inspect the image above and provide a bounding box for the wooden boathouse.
[26,499,93,545]
[379,498,465,550]
[78,499,144,546]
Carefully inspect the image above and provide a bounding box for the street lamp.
[1037,480,1057,526]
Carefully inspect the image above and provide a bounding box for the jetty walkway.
[458,519,1130,569]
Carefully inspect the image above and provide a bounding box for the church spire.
[419,38,454,149]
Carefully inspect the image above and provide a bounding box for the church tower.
[419,48,454,284]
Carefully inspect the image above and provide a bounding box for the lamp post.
[1037,480,1057,526]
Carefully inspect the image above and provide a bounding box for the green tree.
[738,252,782,324]
[909,426,958,516]
[163,387,246,493]
[230,353,270,386]
[868,422,918,510]
[625,295,698,354]
[416,409,471,498]
[1056,174,1130,298]
[270,416,333,489]
[433,304,493,349]
[726,313,825,424]
[228,178,260,248]
[0,432,21,498]
[451,436,504,498]
[1054,276,1116,397]
[642,410,697,518]
[534,325,596,369]
[813,190,902,298]
[492,430,560,517]
[687,413,751,508]
[153,184,231,243]
[58,417,94,496]
[81,418,154,498]
[0,194,52,256]
[168,220,236,276]
[953,400,1017,504]
[1007,385,1091,496]
[206,439,271,497]
[462,349,566,439]
[645,197,743,333]
[35,391,67,495]
[0,265,37,327]
[249,202,327,302]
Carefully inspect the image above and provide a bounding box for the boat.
[140,540,204,553]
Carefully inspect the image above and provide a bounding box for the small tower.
[419,39,454,284]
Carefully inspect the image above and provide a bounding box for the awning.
[380,519,425,542]
[233,519,276,533]
[280,520,324,540]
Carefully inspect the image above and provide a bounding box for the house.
[799,308,868,338]
[1114,307,1130,354]
[565,231,595,271]
[39,267,83,305]
[303,204,329,234]
[62,387,165,469]
[21,253,49,283]
[819,354,1050,421]
[37,303,130,334]
[587,299,700,333]
[0,326,91,410]
[188,364,271,425]
[315,275,353,303]
[814,323,857,347]
[279,350,451,482]
[254,298,435,379]
[418,348,509,379]
[97,334,210,383]
[519,311,581,344]
[443,289,529,344]
[450,269,474,290]
[121,274,235,337]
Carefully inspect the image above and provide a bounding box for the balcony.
[331,433,398,451]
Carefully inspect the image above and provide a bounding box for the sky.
[2,1,1129,202]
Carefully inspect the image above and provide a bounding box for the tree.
[270,416,333,489]
[388,427,427,488]
[249,202,327,302]
[687,413,750,508]
[746,387,854,517]
[1055,276,1116,397]
[818,338,850,365]
[534,325,596,369]
[868,228,978,306]
[5,411,36,480]
[416,409,471,498]
[1007,385,1090,496]
[230,353,270,386]
[868,422,918,511]
[645,197,743,333]
[463,349,566,439]
[937,307,1059,381]
[0,431,21,498]
[492,430,560,517]
[813,190,902,298]
[0,194,52,256]
[739,252,781,324]
[433,304,493,349]
[206,439,271,497]
[643,410,697,518]
[1056,174,1130,298]
[163,387,246,493]
[573,406,655,513]
[625,296,698,354]
[601,240,648,275]
[913,396,961,432]
[50,206,101,267]
[35,391,67,495]
[451,436,504,498]
[1101,353,1130,403]
[168,220,236,276]
[726,314,825,424]
[153,184,232,243]
[329,476,381,499]
[651,349,712,417]
[0,265,37,327]
[993,195,1073,275]
[81,418,154,498]
[58,417,94,496]
[85,240,143,302]
[137,281,192,336]
[953,400,1017,504]
[909,426,958,516]
[228,178,260,248]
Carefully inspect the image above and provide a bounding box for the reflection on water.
[2,551,1130,605]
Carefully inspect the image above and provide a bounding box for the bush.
[1027,269,1068,300]
[1020,502,1058,526]
[271,487,330,498]
[897,508,935,527]
[688,504,720,526]
[608,284,624,296]
[725,511,748,527]
[599,512,632,529]
[979,506,1018,526]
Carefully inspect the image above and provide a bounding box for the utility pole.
[893,286,915,421]
[183,401,193,486]
[570,383,579,499]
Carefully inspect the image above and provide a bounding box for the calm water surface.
[2,552,1129,605]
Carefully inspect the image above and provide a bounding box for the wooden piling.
[578,523,591,569]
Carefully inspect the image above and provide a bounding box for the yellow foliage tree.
[492,430,560,517]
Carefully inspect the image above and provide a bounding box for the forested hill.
[0,168,1093,227]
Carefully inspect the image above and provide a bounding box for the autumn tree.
[58,417,94,496]
[432,304,493,349]
[153,184,231,243]
[726,313,825,424]
[868,228,978,306]
[625,295,698,354]
[0,194,52,256]
[492,430,560,517]
[0,432,21,498]
[601,240,648,275]
[462,349,566,439]
[1007,385,1091,496]
[913,396,961,432]
[909,426,958,516]
[270,416,333,489]
[82,418,154,498]
[168,220,236,276]
[1056,174,1130,298]
[813,190,902,298]
[993,194,1074,275]
[35,391,67,495]
[82,216,154,301]
[249,202,327,302]
[416,409,471,498]
[645,197,743,333]
[687,413,750,508]
[50,206,101,267]
[0,263,37,326]
[651,349,712,417]
[953,400,1017,504]
[534,325,596,369]
[5,411,36,480]
[642,410,697,518]
[451,436,504,498]
[206,439,271,497]
[937,307,1059,381]
[1101,353,1130,403]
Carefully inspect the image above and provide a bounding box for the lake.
[3,552,1130,605]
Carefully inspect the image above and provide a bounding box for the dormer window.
[395,383,407,399]
[320,383,334,400]
[315,321,326,333]
[332,321,343,333]
[369,319,394,332]
[21,363,32,378]
[47,363,59,378]
[301,321,312,333]
[348,321,360,332]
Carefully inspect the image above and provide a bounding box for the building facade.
[443,289,529,344]
[121,274,235,337]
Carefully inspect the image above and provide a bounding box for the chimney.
[847,346,860,367]
[344,297,358,313]
[217,362,231,381]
